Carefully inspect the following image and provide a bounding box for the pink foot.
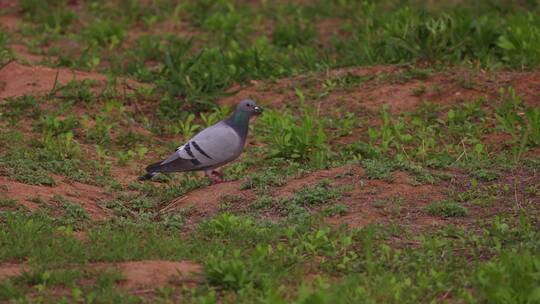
[208,170,223,183]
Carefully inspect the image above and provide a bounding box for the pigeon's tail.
[138,161,164,181]
[138,172,157,181]
[145,160,165,172]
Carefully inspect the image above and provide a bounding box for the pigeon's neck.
[226,110,250,139]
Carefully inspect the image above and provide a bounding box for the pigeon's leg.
[205,169,223,183]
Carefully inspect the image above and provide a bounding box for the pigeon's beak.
[253,106,263,115]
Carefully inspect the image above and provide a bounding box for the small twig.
[513,170,521,210]
[131,97,144,116]
[129,289,155,295]
[47,69,61,100]
[441,288,454,300]
[159,195,189,214]
[453,147,466,164]
[461,140,469,161]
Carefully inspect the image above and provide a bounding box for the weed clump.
[425,200,468,218]
[289,180,341,207]
[256,106,331,168]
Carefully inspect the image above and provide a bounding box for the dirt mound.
[0,176,111,220]
[274,166,354,198]
[219,67,540,114]
[160,180,250,221]
[512,72,540,106]
[271,165,446,229]
[0,62,107,99]
[158,167,355,221]
[218,65,400,109]
[328,171,446,229]
[0,15,19,32]
[157,165,447,230]
[0,260,201,291]
[10,44,45,64]
[116,260,202,290]
[0,62,148,100]
[0,263,27,281]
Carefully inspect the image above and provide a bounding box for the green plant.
[0,199,18,209]
[475,251,540,303]
[41,131,81,160]
[257,107,331,167]
[116,150,133,166]
[496,87,540,161]
[83,19,127,48]
[115,146,148,167]
[525,107,540,146]
[0,29,12,68]
[85,115,113,146]
[0,96,41,125]
[288,180,341,207]
[200,106,231,127]
[56,80,95,104]
[175,113,201,139]
[361,158,394,180]
[52,195,90,225]
[411,85,426,96]
[3,159,56,186]
[326,110,358,138]
[251,195,274,210]
[322,204,349,216]
[240,170,287,192]
[205,250,255,291]
[385,12,467,63]
[272,16,315,47]
[39,114,78,137]
[425,200,468,218]
[160,213,184,231]
[497,13,540,69]
[368,104,411,156]
[199,213,257,238]
[20,0,75,33]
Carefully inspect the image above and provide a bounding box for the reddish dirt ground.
[160,180,250,223]
[115,260,202,290]
[9,44,44,64]
[327,170,447,229]
[0,62,108,99]
[0,260,202,291]
[0,15,18,32]
[158,165,449,231]
[0,176,111,220]
[219,67,540,114]
[0,263,27,281]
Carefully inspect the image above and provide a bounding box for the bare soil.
[0,260,202,291]
[219,67,540,114]
[0,263,27,281]
[115,260,202,290]
[0,62,107,99]
[0,176,111,220]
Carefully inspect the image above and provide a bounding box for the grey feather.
[139,99,262,180]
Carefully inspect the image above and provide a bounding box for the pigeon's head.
[237,99,263,115]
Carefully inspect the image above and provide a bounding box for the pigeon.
[138,99,262,182]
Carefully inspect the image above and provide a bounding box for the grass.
[1,0,540,302]
[0,211,537,302]
[256,105,331,168]
[14,1,540,110]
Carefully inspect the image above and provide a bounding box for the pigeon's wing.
[146,122,243,173]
